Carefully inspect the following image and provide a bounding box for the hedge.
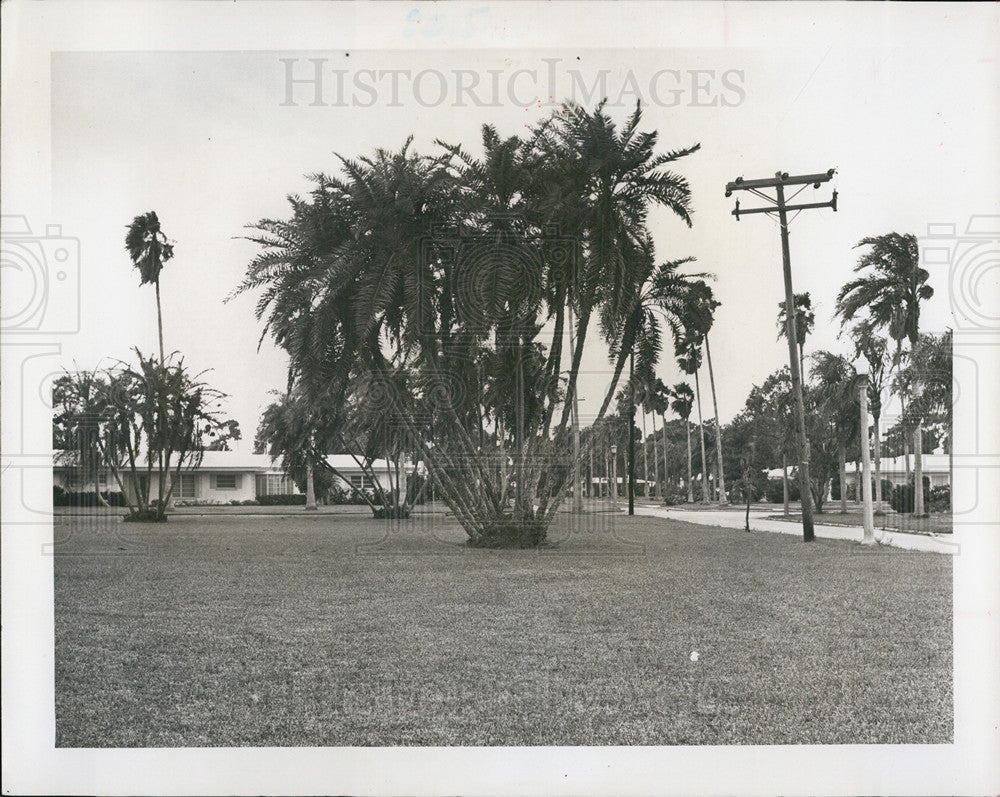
[256,494,307,506]
[53,486,128,507]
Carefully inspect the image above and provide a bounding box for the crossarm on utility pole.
[726,170,835,195]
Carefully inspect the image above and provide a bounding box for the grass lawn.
[767,509,953,535]
[54,510,952,747]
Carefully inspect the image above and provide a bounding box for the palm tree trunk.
[694,370,710,502]
[305,460,317,510]
[873,412,883,512]
[155,279,165,363]
[685,419,693,503]
[914,424,925,515]
[901,395,911,477]
[641,411,649,498]
[838,442,847,514]
[651,412,660,500]
[704,336,727,502]
[587,439,594,498]
[558,303,593,431]
[661,413,670,500]
[782,451,790,517]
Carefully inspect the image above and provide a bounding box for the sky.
[45,29,999,449]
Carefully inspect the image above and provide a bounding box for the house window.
[215,473,239,490]
[177,474,196,499]
[266,473,294,495]
[349,474,375,490]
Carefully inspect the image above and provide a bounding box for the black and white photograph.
[2,2,998,795]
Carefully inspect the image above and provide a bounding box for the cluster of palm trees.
[53,212,239,522]
[235,101,725,546]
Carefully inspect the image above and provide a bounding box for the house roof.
[846,454,950,473]
[766,454,950,479]
[53,450,405,473]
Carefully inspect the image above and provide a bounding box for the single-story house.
[845,454,951,489]
[53,450,414,506]
[765,453,950,489]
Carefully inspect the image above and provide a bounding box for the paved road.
[632,503,957,554]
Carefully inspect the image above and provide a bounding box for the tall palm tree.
[669,382,695,503]
[846,319,891,512]
[777,292,814,377]
[676,327,710,502]
[835,232,934,513]
[594,246,705,420]
[652,378,672,499]
[810,352,860,514]
[125,211,174,363]
[550,101,700,433]
[687,281,726,502]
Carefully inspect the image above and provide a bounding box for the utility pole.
[725,170,838,542]
[628,349,636,515]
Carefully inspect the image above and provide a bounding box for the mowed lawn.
[54,510,952,747]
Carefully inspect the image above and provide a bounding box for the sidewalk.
[632,504,958,555]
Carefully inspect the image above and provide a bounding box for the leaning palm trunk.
[704,336,727,502]
[694,370,711,502]
[398,353,574,546]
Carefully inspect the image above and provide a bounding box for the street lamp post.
[610,444,618,513]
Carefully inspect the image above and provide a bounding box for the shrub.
[889,476,931,514]
[373,506,411,519]
[257,493,307,506]
[123,509,167,523]
[928,485,951,513]
[890,484,914,514]
[53,486,128,507]
[765,476,799,504]
[661,483,688,506]
[325,484,350,505]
